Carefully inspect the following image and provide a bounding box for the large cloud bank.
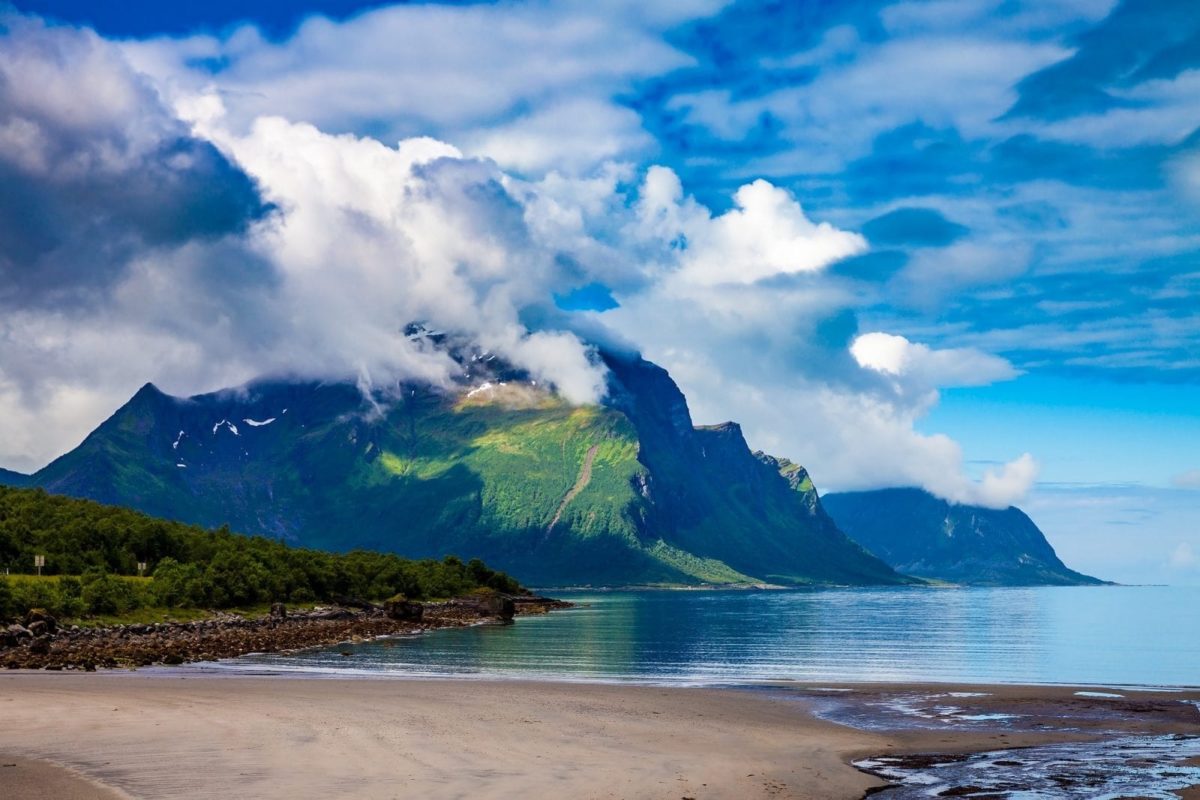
[0,5,1043,508]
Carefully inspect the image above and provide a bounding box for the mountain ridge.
[0,468,29,487]
[18,347,909,588]
[821,487,1105,586]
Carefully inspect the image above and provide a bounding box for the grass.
[76,601,325,628]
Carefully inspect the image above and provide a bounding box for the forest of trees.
[0,486,521,620]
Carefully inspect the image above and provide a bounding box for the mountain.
[820,487,1105,586]
[0,468,29,487]
[24,336,906,587]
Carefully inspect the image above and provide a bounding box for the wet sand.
[0,756,129,800]
[0,674,1197,799]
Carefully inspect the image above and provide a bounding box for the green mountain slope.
[26,347,906,587]
[820,487,1105,586]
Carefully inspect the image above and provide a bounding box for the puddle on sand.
[809,693,1028,732]
[856,734,1200,799]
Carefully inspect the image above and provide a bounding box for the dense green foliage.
[0,485,521,620]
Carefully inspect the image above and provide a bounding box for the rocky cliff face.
[820,487,1105,586]
[22,349,906,588]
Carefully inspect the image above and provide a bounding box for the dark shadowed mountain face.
[21,344,906,588]
[0,468,29,487]
[820,487,1105,586]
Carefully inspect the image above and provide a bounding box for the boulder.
[6,624,32,641]
[309,608,356,621]
[383,596,423,622]
[453,591,515,621]
[482,593,515,621]
[23,610,57,634]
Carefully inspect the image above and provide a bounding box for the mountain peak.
[135,381,169,397]
[24,353,906,588]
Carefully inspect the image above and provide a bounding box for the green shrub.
[152,558,208,608]
[81,571,136,616]
[13,579,57,616]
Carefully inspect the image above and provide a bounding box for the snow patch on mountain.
[213,419,240,436]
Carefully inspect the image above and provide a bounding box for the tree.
[0,576,12,620]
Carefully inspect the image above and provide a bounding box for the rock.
[453,591,515,621]
[23,610,58,634]
[6,624,32,641]
[490,594,516,621]
[465,592,513,623]
[270,602,287,619]
[0,592,566,670]
[512,596,573,614]
[383,596,423,622]
[309,608,356,621]
[333,596,378,611]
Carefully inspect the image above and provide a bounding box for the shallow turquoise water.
[223,586,1200,687]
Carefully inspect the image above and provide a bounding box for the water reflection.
[220,586,1200,687]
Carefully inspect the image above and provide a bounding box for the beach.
[1,674,1197,799]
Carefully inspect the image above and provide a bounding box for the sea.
[217,585,1200,687]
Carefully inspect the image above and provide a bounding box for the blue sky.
[1,0,1198,583]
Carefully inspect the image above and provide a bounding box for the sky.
[0,0,1198,584]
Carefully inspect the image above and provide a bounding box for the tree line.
[0,486,521,620]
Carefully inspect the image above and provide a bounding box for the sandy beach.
[1,674,1197,799]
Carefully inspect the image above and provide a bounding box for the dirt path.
[546,444,599,533]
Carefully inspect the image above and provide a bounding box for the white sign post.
[34,554,45,577]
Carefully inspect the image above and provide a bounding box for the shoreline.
[0,594,569,671]
[152,661,1200,692]
[0,675,1196,799]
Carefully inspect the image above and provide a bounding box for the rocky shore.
[0,593,570,671]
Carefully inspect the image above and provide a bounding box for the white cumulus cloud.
[632,167,867,287]
[0,6,1044,513]
[851,331,1020,387]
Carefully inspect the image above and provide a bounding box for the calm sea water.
[220,586,1200,687]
